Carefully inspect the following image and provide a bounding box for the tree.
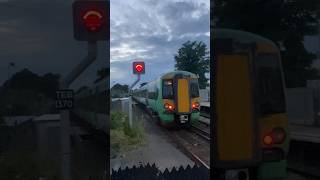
[174,41,210,89]
[213,0,320,88]
[111,83,128,92]
[111,83,129,98]
[0,68,60,116]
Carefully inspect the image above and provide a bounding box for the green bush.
[110,111,146,155]
[110,111,126,129]
[123,120,144,139]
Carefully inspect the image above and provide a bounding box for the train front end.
[159,71,200,127]
[213,29,289,180]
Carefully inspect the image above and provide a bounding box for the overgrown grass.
[110,111,146,156]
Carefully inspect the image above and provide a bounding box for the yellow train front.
[213,29,289,180]
[133,71,201,128]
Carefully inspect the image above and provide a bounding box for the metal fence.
[111,163,209,180]
[111,99,129,115]
[286,81,320,126]
[286,88,314,125]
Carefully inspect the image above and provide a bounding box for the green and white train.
[133,71,201,128]
[74,78,108,134]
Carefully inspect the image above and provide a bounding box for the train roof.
[214,28,277,47]
[75,77,108,97]
[161,70,198,79]
[134,71,198,90]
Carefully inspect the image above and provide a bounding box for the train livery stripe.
[217,54,254,161]
[177,79,190,113]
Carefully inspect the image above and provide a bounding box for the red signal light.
[135,64,143,72]
[82,10,103,32]
[133,61,145,74]
[72,0,109,41]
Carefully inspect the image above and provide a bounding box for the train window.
[143,89,147,98]
[190,79,200,98]
[155,87,159,100]
[257,53,286,115]
[148,82,156,99]
[163,79,173,99]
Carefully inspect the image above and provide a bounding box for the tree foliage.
[111,83,129,92]
[111,83,129,98]
[174,41,210,89]
[0,68,60,116]
[213,0,320,87]
[2,68,60,98]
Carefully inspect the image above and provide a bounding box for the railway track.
[190,124,210,142]
[287,166,320,179]
[200,113,210,119]
[168,130,210,170]
[133,100,210,169]
[189,114,211,141]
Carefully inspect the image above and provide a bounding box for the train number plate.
[180,115,188,123]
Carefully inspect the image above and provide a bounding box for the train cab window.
[190,79,200,98]
[163,79,173,99]
[257,54,286,115]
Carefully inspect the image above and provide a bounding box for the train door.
[213,39,261,169]
[177,79,191,113]
[173,77,191,124]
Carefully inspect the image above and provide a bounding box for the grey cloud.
[0,0,107,89]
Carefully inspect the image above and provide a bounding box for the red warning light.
[82,10,103,32]
[135,64,143,72]
[133,61,145,74]
[72,0,109,41]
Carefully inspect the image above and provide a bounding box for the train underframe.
[157,111,200,129]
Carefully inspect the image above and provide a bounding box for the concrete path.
[110,105,194,172]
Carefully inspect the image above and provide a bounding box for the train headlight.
[164,103,174,111]
[263,134,273,146]
[192,102,200,109]
[263,127,286,146]
[271,127,286,144]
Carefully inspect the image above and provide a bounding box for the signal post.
[58,1,109,180]
[129,61,145,127]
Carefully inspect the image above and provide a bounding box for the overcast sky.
[110,0,210,87]
[1,0,319,90]
[0,0,108,90]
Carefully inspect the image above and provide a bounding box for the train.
[213,29,289,179]
[73,78,108,134]
[132,70,201,128]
